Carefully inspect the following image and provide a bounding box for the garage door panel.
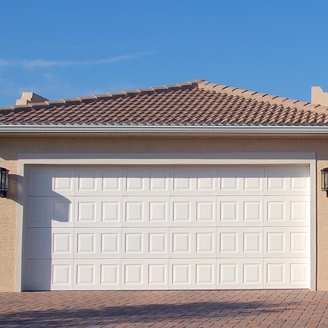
[74,228,122,259]
[73,259,122,290]
[218,227,263,258]
[122,228,169,259]
[218,258,263,289]
[265,165,310,196]
[219,196,263,226]
[170,228,216,259]
[171,166,219,194]
[121,259,169,290]
[74,197,122,227]
[123,167,170,195]
[264,196,309,226]
[29,166,75,197]
[264,227,309,258]
[26,259,73,291]
[218,166,264,195]
[169,259,216,289]
[170,197,216,226]
[264,258,309,288]
[123,197,169,227]
[28,197,73,228]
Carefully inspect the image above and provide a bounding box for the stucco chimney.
[311,86,328,106]
[16,92,48,105]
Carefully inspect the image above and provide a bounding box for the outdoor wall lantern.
[321,168,328,197]
[0,167,9,198]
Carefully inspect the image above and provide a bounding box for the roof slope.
[1,80,328,126]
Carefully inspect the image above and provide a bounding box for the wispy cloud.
[0,51,153,69]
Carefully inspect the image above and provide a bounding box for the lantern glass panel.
[321,168,328,191]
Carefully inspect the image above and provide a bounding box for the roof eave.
[1,124,328,137]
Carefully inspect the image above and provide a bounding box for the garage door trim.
[16,152,316,291]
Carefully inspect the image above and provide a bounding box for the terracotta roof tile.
[1,79,328,126]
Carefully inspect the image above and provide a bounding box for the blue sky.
[0,1,328,107]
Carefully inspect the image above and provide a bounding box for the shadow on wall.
[8,170,71,291]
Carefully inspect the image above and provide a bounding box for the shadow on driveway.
[0,300,287,327]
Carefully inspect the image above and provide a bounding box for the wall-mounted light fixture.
[0,167,9,198]
[321,168,328,197]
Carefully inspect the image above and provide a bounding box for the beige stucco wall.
[1,136,328,291]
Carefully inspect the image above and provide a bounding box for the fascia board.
[1,124,328,135]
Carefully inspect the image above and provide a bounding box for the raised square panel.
[102,169,121,191]
[244,202,261,222]
[244,233,261,253]
[173,202,190,222]
[266,263,284,283]
[291,233,307,252]
[150,170,168,191]
[173,169,191,190]
[219,264,237,283]
[267,202,284,221]
[29,168,53,195]
[150,202,167,222]
[267,233,284,252]
[54,202,71,222]
[101,234,119,253]
[243,263,261,284]
[220,202,238,221]
[125,264,142,284]
[77,169,97,191]
[220,233,237,253]
[52,264,71,285]
[28,198,73,227]
[196,168,216,191]
[196,233,214,253]
[172,265,190,284]
[196,202,214,222]
[26,259,51,290]
[221,177,237,190]
[149,233,166,253]
[196,264,213,284]
[77,202,96,222]
[54,170,73,192]
[244,177,261,190]
[126,169,144,191]
[267,176,285,190]
[291,202,308,222]
[53,233,71,254]
[125,233,143,253]
[77,234,95,254]
[101,265,119,284]
[126,202,143,222]
[28,228,51,258]
[76,265,95,284]
[149,265,166,284]
[291,176,308,190]
[102,202,120,222]
[172,233,190,253]
[291,263,307,283]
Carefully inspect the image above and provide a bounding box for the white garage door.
[25,164,310,290]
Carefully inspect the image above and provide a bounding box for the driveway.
[0,290,327,327]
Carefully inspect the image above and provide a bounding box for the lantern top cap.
[322,168,328,172]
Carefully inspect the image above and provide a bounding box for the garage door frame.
[16,152,317,291]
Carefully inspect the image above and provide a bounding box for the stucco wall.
[1,136,328,291]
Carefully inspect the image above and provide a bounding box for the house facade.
[0,80,328,292]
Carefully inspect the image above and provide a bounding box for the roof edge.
[1,124,328,136]
[197,80,328,114]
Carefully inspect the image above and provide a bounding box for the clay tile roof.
[1,79,328,126]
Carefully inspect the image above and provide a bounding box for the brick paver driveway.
[1,290,328,327]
